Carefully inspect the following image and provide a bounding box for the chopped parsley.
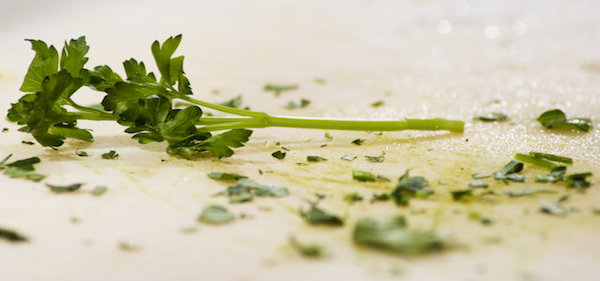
[289,236,326,258]
[504,188,557,197]
[469,180,489,188]
[75,150,89,157]
[353,170,376,182]
[264,84,298,96]
[2,155,45,182]
[365,155,384,162]
[307,156,327,162]
[284,99,310,109]
[92,186,107,195]
[272,150,286,159]
[46,183,82,193]
[300,203,344,226]
[324,133,333,140]
[198,206,235,224]
[21,140,35,145]
[2,128,8,132]
[450,189,473,201]
[391,170,428,206]
[352,139,365,145]
[540,203,566,216]
[344,193,363,203]
[537,109,591,132]
[493,160,523,180]
[565,172,593,189]
[535,167,567,183]
[218,178,289,203]
[341,155,356,161]
[207,172,248,181]
[101,150,118,159]
[472,173,491,179]
[371,193,391,202]
[371,100,385,107]
[0,227,28,242]
[475,112,507,122]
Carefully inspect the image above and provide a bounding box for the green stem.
[178,95,268,118]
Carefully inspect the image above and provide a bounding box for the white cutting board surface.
[1,1,599,280]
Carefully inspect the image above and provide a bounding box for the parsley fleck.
[450,189,473,201]
[353,170,376,182]
[565,172,593,189]
[371,100,385,107]
[344,193,363,203]
[371,193,391,202]
[341,155,356,161]
[352,139,365,145]
[537,109,591,132]
[475,112,507,122]
[324,133,333,140]
[515,153,558,170]
[284,99,311,109]
[218,95,243,108]
[207,172,248,181]
[365,155,384,162]
[198,206,235,224]
[46,183,82,193]
[391,171,428,206]
[504,188,557,197]
[101,150,118,159]
[0,227,28,242]
[272,150,286,159]
[540,203,566,216]
[300,203,343,226]
[535,166,567,183]
[2,128,8,132]
[529,152,573,164]
[92,186,107,195]
[469,180,489,188]
[314,77,326,84]
[264,84,298,96]
[2,155,45,182]
[76,150,89,157]
[289,236,326,258]
[493,160,523,180]
[472,173,491,179]
[21,140,35,145]
[307,156,327,162]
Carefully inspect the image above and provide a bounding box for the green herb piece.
[515,153,557,170]
[535,166,567,183]
[315,192,326,199]
[92,186,107,195]
[46,183,82,193]
[21,140,35,145]
[3,156,45,181]
[565,172,592,189]
[529,152,573,164]
[341,155,356,161]
[289,236,326,258]
[352,139,365,145]
[493,160,523,180]
[371,100,385,107]
[353,170,376,182]
[450,189,473,201]
[198,206,235,224]
[371,193,391,202]
[391,170,428,206]
[234,178,289,197]
[207,172,248,181]
[469,180,488,188]
[264,84,298,96]
[365,155,384,162]
[592,208,600,215]
[324,133,333,140]
[119,241,142,252]
[377,174,391,181]
[272,150,286,159]
[504,188,558,197]
[475,112,507,122]
[537,109,591,132]
[540,203,566,216]
[505,174,526,182]
[307,156,327,162]
[75,150,89,157]
[353,216,443,255]
[314,77,326,84]
[220,185,254,203]
[284,99,310,109]
[0,227,28,242]
[218,95,243,108]
[344,193,363,203]
[472,173,491,179]
[300,203,343,226]
[2,128,8,132]
[101,150,118,159]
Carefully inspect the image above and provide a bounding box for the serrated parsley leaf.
[101,150,118,159]
[272,150,286,159]
[197,129,252,159]
[2,156,45,181]
[20,39,59,92]
[391,170,428,206]
[537,109,591,132]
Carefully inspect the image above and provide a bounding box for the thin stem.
[178,95,268,118]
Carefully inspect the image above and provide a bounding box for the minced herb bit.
[392,171,428,206]
[353,216,443,255]
[264,84,298,96]
[300,203,344,226]
[272,150,286,159]
[352,139,365,145]
[218,95,243,108]
[2,155,45,182]
[46,183,82,193]
[289,236,326,258]
[529,152,573,164]
[469,180,489,188]
[218,178,289,202]
[536,167,567,183]
[344,193,363,203]
[324,133,333,140]
[450,189,473,201]
[198,206,235,224]
[515,153,558,170]
[76,150,89,157]
[119,241,142,252]
[371,193,391,202]
[307,156,327,162]
[207,172,248,181]
[341,155,356,161]
[371,100,385,107]
[353,170,376,182]
[101,150,118,159]
[92,186,107,195]
[365,155,385,162]
[540,203,566,216]
[537,109,591,132]
[504,188,557,197]
[475,112,507,122]
[2,128,8,132]
[314,77,326,84]
[21,140,35,145]
[284,99,310,109]
[493,160,523,180]
[565,172,593,189]
[0,227,28,242]
[472,173,491,179]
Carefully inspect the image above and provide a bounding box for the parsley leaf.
[504,188,557,197]
[540,203,566,216]
[207,172,248,181]
[300,203,344,226]
[565,172,593,189]
[289,236,326,258]
[307,156,327,162]
[391,170,428,206]
[3,156,45,181]
[198,206,235,224]
[493,160,523,180]
[537,109,591,132]
[92,186,107,195]
[0,227,28,242]
[264,84,298,96]
[475,112,507,122]
[353,170,376,182]
[46,183,82,193]
[284,99,310,109]
[101,150,118,159]
[365,155,384,162]
[272,150,286,159]
[352,139,365,145]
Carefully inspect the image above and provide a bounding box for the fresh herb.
[529,152,573,164]
[475,112,507,122]
[264,84,298,96]
[504,188,557,197]
[540,203,566,216]
[344,193,363,203]
[207,172,248,181]
[365,155,384,162]
[592,208,600,215]
[75,150,89,157]
[101,150,118,159]
[353,216,443,255]
[119,241,142,252]
[218,95,243,108]
[324,133,333,140]
[371,100,385,107]
[391,170,428,206]
[472,173,491,179]
[377,174,391,181]
[504,174,526,182]
[352,139,365,145]
[2,128,8,132]
[8,36,464,159]
[536,167,567,183]
[314,77,326,84]
[307,156,327,162]
[565,172,593,189]
[493,160,523,180]
[315,192,326,199]
[515,154,557,170]
[450,189,473,201]
[284,99,310,109]
[300,203,344,226]
[371,193,391,202]
[272,150,286,159]
[537,109,591,132]
[341,155,356,161]
[21,140,35,145]
[198,206,235,224]
[217,178,289,203]
[289,236,326,258]
[352,170,376,182]
[469,180,489,188]
[2,155,45,181]
[220,186,253,203]
[0,227,28,242]
[92,186,107,195]
[46,183,82,193]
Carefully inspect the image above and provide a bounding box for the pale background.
[0,0,599,280]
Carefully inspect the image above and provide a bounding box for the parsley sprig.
[8,35,464,159]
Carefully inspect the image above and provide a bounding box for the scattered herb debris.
[504,188,557,197]
[218,95,243,108]
[472,173,491,179]
[475,112,507,122]
[46,183,82,193]
[324,133,333,140]
[198,206,235,224]
[307,156,327,162]
[119,241,142,252]
[341,155,356,161]
[505,174,526,182]
[207,172,248,181]
[371,193,391,202]
[264,84,298,96]
[218,178,289,202]
[2,155,45,182]
[535,167,567,183]
[377,174,391,181]
[353,170,376,182]
[300,203,344,226]
[0,227,28,242]
[2,128,8,132]
[392,171,428,206]
[565,172,593,189]
[76,150,89,157]
[365,155,385,162]
[540,203,566,216]
[469,181,489,188]
[352,139,365,145]
[592,208,600,215]
[315,192,326,199]
[314,77,326,84]
[537,109,591,132]
[493,160,523,180]
[371,100,385,107]
[92,186,107,195]
[284,99,310,109]
[353,216,443,255]
[289,236,326,258]
[272,150,286,159]
[515,153,557,170]
[21,140,35,145]
[344,193,363,203]
[529,152,573,164]
[101,150,118,159]
[450,189,473,201]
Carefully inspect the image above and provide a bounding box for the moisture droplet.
[512,21,527,35]
[484,26,500,39]
[438,20,452,34]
